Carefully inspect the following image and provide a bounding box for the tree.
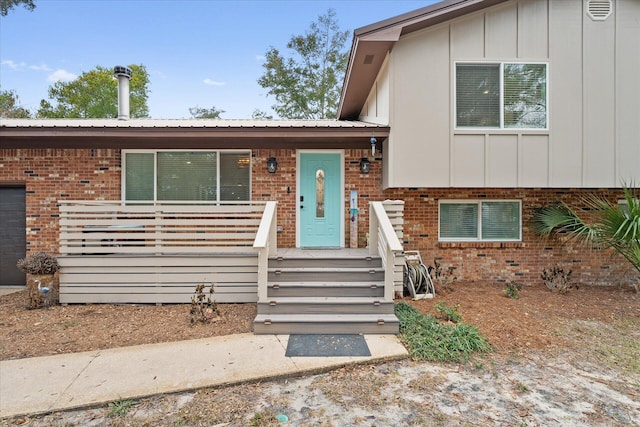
[257,9,349,119]
[0,88,31,118]
[1,0,35,16]
[532,185,640,280]
[189,106,224,119]
[37,64,150,118]
[251,108,273,120]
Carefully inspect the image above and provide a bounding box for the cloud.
[151,69,168,79]
[203,78,225,86]
[47,69,77,82]
[29,64,52,71]
[1,60,26,69]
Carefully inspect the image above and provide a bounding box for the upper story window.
[439,200,522,242]
[455,63,547,130]
[123,150,251,202]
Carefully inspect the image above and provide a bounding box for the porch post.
[369,201,379,256]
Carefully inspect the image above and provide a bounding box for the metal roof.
[0,118,385,129]
[0,119,389,150]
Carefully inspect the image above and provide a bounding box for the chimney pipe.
[114,65,132,120]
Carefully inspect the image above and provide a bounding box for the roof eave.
[338,0,509,120]
[0,125,390,149]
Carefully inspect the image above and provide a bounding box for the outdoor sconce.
[359,157,371,174]
[266,157,278,173]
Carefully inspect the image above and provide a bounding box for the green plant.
[532,184,640,281]
[515,382,530,393]
[503,281,522,299]
[430,258,458,293]
[109,398,137,417]
[190,282,218,324]
[541,266,576,293]
[249,410,278,426]
[16,252,60,275]
[434,301,462,323]
[395,302,491,363]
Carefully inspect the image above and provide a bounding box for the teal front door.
[299,152,342,247]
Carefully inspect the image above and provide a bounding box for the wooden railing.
[57,200,269,304]
[59,200,268,255]
[369,201,405,300]
[253,201,278,302]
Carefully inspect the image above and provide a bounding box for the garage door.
[0,187,26,286]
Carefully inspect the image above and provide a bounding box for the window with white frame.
[439,200,522,241]
[456,63,547,129]
[123,150,251,201]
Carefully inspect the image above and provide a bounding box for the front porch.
[57,200,405,333]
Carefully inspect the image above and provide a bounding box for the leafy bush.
[503,281,522,299]
[395,302,491,363]
[16,252,60,275]
[434,301,462,323]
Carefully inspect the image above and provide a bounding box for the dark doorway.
[0,186,26,286]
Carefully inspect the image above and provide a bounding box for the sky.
[1,0,437,119]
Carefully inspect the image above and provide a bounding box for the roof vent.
[363,54,374,65]
[587,0,612,21]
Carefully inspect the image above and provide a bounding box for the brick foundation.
[1,148,635,287]
[383,187,637,287]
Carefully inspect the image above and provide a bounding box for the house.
[1,0,638,332]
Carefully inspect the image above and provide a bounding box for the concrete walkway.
[0,333,408,419]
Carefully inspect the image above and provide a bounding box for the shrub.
[541,266,576,293]
[395,302,491,363]
[430,258,458,293]
[503,281,522,299]
[16,252,60,275]
[190,283,218,324]
[434,301,462,323]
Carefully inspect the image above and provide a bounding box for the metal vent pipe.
[114,66,133,120]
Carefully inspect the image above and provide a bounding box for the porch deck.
[56,200,405,333]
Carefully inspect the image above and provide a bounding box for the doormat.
[285,334,371,357]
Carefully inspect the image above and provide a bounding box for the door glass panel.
[316,169,325,218]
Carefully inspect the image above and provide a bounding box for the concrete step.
[267,281,384,297]
[253,314,399,335]
[257,297,395,315]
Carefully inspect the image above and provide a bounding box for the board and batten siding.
[364,0,639,189]
[359,54,391,126]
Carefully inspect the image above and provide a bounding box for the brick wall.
[0,149,121,254]
[252,148,384,248]
[2,148,634,287]
[383,187,637,287]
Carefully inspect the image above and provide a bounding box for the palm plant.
[531,185,640,277]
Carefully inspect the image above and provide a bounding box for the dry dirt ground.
[1,281,639,426]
